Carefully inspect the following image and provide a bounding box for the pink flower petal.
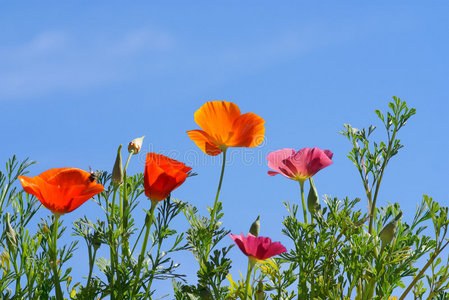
[266,149,296,179]
[267,147,333,181]
[230,233,287,261]
[267,171,279,176]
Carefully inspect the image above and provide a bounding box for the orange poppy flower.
[187,101,265,156]
[19,168,104,215]
[144,153,192,202]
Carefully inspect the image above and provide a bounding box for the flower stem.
[205,149,227,265]
[109,187,118,299]
[86,247,98,291]
[130,201,157,298]
[121,152,133,256]
[245,258,255,300]
[299,181,308,224]
[51,214,63,300]
[209,149,227,228]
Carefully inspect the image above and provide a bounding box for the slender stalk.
[131,221,146,255]
[209,149,227,229]
[245,259,255,300]
[109,187,118,300]
[204,149,227,265]
[399,240,449,300]
[130,201,157,298]
[144,231,164,299]
[121,152,133,230]
[86,247,98,291]
[368,129,397,234]
[51,214,63,300]
[299,181,308,224]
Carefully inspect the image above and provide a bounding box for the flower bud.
[307,178,320,215]
[5,213,17,252]
[255,281,265,300]
[198,286,213,300]
[249,215,260,237]
[128,136,145,154]
[379,211,403,247]
[92,231,102,250]
[111,145,123,186]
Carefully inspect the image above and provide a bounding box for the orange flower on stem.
[19,167,103,299]
[144,153,192,202]
[131,153,192,298]
[19,168,104,215]
[187,101,265,267]
[187,101,265,155]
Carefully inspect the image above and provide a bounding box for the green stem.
[204,149,227,264]
[368,129,397,234]
[131,220,146,255]
[130,201,157,298]
[121,152,133,256]
[109,187,118,300]
[51,214,63,300]
[245,258,255,300]
[399,240,449,300]
[209,149,227,228]
[86,247,98,291]
[299,181,308,224]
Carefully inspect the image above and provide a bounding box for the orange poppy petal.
[70,183,104,212]
[187,130,223,156]
[18,175,45,202]
[19,168,104,214]
[144,153,191,202]
[227,112,265,147]
[194,101,241,145]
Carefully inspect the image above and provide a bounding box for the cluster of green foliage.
[1,98,449,299]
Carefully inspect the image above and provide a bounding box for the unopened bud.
[92,232,102,250]
[128,136,145,154]
[255,281,265,300]
[307,178,320,215]
[249,215,260,237]
[5,213,17,252]
[379,211,403,247]
[111,145,123,186]
[198,286,213,300]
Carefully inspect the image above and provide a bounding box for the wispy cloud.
[0,29,175,100]
[0,10,412,101]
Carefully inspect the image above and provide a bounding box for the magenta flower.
[267,147,333,182]
[230,233,287,261]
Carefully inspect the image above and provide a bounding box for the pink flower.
[267,147,333,182]
[230,233,287,261]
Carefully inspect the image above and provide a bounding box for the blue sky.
[2,1,449,298]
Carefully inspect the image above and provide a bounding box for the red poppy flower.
[19,168,104,215]
[230,233,287,261]
[267,147,333,182]
[144,153,192,202]
[187,101,265,156]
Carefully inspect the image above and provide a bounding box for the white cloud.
[0,29,175,100]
